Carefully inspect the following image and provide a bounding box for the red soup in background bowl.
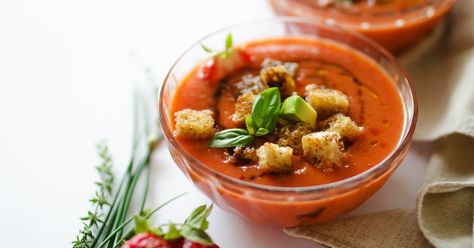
[159,18,417,227]
[268,0,457,54]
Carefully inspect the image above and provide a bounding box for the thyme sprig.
[73,69,171,248]
[73,141,114,248]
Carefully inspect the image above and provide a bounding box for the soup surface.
[171,37,404,187]
[298,0,432,13]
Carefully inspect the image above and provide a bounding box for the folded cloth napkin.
[418,134,474,248]
[284,208,431,248]
[285,0,474,247]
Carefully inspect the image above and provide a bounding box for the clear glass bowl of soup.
[268,0,457,54]
[159,18,417,227]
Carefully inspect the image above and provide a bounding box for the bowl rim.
[269,0,458,29]
[159,17,418,194]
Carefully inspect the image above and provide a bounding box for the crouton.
[276,123,313,155]
[234,74,268,95]
[302,131,344,172]
[231,91,255,124]
[321,113,363,141]
[256,143,293,174]
[305,83,318,92]
[260,65,296,96]
[262,58,299,77]
[229,145,258,164]
[174,109,215,140]
[305,84,349,117]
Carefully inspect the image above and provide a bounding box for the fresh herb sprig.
[201,33,233,58]
[208,87,282,148]
[245,87,282,136]
[73,142,114,248]
[208,128,254,148]
[96,193,187,248]
[73,74,171,248]
[73,122,161,248]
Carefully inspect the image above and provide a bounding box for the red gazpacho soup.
[170,37,404,188]
[268,0,457,53]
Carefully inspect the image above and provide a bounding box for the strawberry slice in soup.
[197,48,252,83]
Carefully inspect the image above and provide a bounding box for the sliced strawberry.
[197,58,218,82]
[182,239,219,248]
[197,48,252,84]
[121,233,171,248]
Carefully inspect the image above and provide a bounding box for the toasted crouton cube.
[174,109,215,140]
[276,122,313,155]
[260,65,296,96]
[229,146,258,164]
[305,84,349,117]
[231,91,255,124]
[262,58,299,77]
[234,75,268,95]
[256,143,293,173]
[321,113,363,141]
[302,131,344,171]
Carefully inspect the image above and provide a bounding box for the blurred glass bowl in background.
[268,0,457,54]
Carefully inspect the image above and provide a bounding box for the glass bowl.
[268,0,457,54]
[159,18,417,227]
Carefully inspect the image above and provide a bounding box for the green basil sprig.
[208,87,281,148]
[246,87,281,136]
[208,128,254,148]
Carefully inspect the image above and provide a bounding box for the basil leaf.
[267,113,280,133]
[255,127,269,137]
[251,87,281,133]
[181,226,214,246]
[252,95,265,127]
[208,128,254,148]
[245,116,256,135]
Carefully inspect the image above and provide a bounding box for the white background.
[0,0,429,247]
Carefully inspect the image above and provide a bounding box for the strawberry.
[197,48,252,83]
[121,233,171,248]
[182,239,219,248]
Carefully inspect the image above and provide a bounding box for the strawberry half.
[121,233,171,248]
[182,239,219,248]
[197,48,252,84]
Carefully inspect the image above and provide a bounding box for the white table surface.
[0,0,430,247]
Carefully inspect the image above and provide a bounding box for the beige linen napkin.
[285,0,474,247]
[418,134,474,248]
[285,208,430,248]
